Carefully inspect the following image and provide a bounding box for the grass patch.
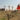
[0,18,5,20]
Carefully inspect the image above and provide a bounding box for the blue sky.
[0,0,20,10]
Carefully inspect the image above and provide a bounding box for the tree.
[4,5,6,9]
[8,5,10,11]
[3,5,6,11]
[12,6,13,11]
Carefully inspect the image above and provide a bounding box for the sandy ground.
[0,11,20,20]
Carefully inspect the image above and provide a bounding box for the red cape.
[16,6,20,9]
